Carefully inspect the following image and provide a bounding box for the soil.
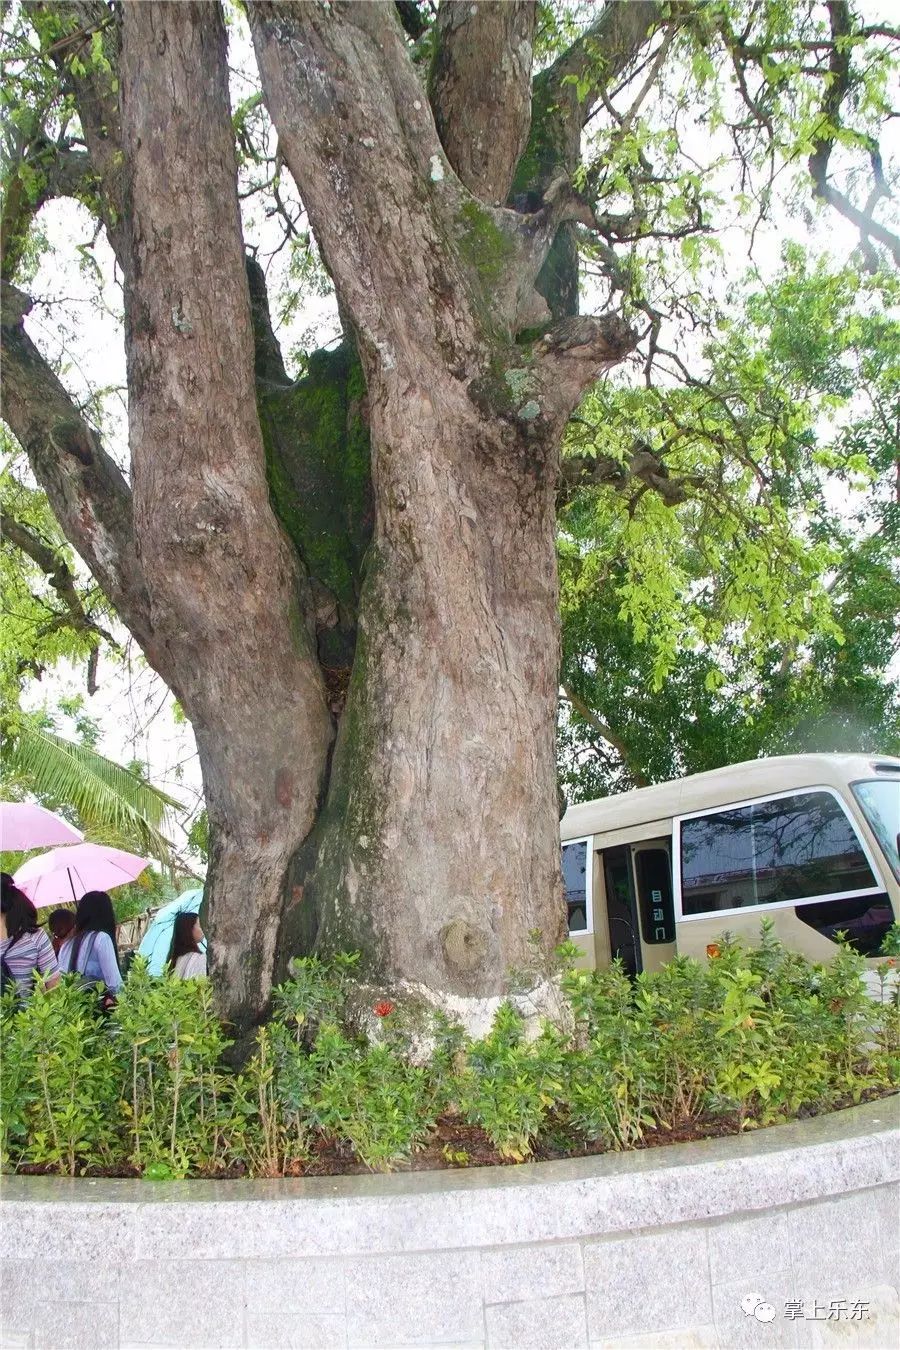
[9,1087,896,1181]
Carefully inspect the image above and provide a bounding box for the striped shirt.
[0,929,58,996]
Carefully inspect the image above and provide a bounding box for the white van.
[560,754,899,973]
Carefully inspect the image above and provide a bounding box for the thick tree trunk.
[306,373,566,1000]
[430,2,537,206]
[252,0,635,1010]
[118,1,332,1025]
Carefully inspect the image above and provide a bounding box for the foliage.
[286,1023,436,1172]
[559,250,900,798]
[114,959,233,1177]
[2,720,181,865]
[561,923,899,1148]
[0,976,122,1176]
[265,953,435,1170]
[456,1003,567,1160]
[0,456,111,707]
[2,935,896,1178]
[879,923,900,958]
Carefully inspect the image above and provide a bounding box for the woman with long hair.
[0,873,59,998]
[58,890,122,999]
[166,912,206,979]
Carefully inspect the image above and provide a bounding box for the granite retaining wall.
[1,1101,898,1349]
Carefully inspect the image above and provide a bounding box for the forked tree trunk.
[5,1,640,1025]
[306,373,567,1000]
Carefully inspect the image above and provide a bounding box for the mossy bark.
[295,374,568,998]
[248,259,373,687]
[510,71,581,320]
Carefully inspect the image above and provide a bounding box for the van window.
[634,849,675,944]
[852,779,900,883]
[795,894,894,956]
[562,839,591,934]
[679,790,878,917]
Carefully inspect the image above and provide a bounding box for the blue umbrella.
[137,888,205,975]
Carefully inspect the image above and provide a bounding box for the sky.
[6,1,899,861]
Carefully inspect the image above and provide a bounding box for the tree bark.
[304,376,568,996]
[429,1,537,205]
[6,0,642,1019]
[118,0,332,1024]
[252,1,635,1006]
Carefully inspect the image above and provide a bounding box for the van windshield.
[852,779,900,883]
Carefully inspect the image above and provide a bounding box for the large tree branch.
[531,314,637,437]
[559,442,705,507]
[35,1,128,263]
[118,1,332,1018]
[514,1,663,318]
[720,1,900,270]
[545,0,663,132]
[1,140,93,282]
[429,1,537,205]
[561,682,649,786]
[806,2,900,268]
[0,280,153,651]
[0,504,119,650]
[250,0,481,373]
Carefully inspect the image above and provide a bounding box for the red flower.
[706,943,721,959]
[373,1000,394,1017]
[887,958,898,968]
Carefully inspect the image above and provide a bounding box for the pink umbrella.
[14,842,151,909]
[0,802,84,852]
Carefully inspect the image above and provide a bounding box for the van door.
[601,846,642,976]
[631,841,677,973]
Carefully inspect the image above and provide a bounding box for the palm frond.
[3,725,182,865]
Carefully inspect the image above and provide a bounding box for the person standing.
[58,890,122,1003]
[47,907,76,957]
[166,912,207,979]
[0,874,59,999]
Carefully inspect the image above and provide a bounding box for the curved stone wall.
[1,1101,897,1349]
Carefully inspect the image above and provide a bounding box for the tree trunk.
[118,1,332,1025]
[250,0,635,1012]
[306,372,567,1001]
[6,0,643,1022]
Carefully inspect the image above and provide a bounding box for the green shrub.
[113,957,235,1176]
[1,931,897,1178]
[879,922,900,957]
[458,1002,566,1159]
[271,952,361,1046]
[557,924,900,1143]
[280,1021,436,1171]
[227,1023,311,1178]
[1,977,122,1175]
[561,962,660,1148]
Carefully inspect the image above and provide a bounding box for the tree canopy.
[559,244,900,795]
